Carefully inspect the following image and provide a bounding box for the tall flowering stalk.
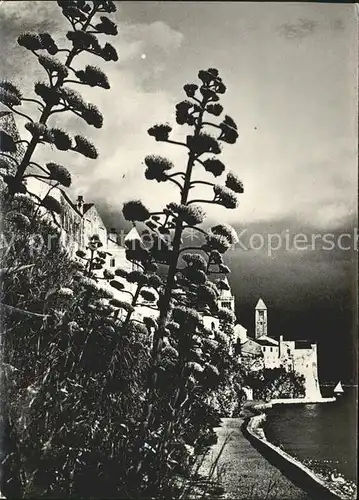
[121,68,244,489]
[0,0,118,209]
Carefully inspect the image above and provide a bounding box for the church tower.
[255,298,267,339]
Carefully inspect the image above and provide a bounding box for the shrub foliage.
[0,3,257,497]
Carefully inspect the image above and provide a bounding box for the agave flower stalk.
[0,0,118,211]
[124,68,244,489]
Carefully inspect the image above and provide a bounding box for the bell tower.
[255,298,267,339]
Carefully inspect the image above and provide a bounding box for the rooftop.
[255,336,279,347]
[218,276,234,299]
[125,226,141,243]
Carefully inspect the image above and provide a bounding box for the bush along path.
[0,2,253,497]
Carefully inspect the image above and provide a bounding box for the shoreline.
[249,396,336,413]
[197,416,311,500]
[270,396,336,405]
[245,400,357,500]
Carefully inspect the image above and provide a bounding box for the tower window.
[110,258,116,267]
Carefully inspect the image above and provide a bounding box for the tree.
[244,366,306,400]
[0,0,118,211]
[117,68,244,491]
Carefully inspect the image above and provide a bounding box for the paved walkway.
[199,417,312,500]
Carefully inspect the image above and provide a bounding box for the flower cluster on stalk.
[0,0,118,211]
[118,68,245,424]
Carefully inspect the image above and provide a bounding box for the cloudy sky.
[1,1,357,381]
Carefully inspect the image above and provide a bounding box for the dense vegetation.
[244,367,306,401]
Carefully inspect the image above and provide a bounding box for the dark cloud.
[101,209,357,383]
[223,216,357,383]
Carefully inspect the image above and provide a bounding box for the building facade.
[0,108,26,174]
[240,298,322,400]
[25,178,146,307]
[255,298,268,339]
[278,338,321,399]
[217,277,235,311]
[60,192,84,254]
[202,276,236,332]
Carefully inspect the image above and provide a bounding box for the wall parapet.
[242,407,355,500]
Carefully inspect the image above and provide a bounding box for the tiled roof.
[218,276,233,299]
[260,335,278,345]
[243,335,279,347]
[256,337,279,347]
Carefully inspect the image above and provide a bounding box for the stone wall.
[244,410,348,500]
[83,205,107,248]
[0,111,25,175]
[262,344,280,369]
[279,338,322,399]
[292,344,322,400]
[60,194,83,256]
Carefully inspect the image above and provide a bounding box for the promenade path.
[199,411,312,500]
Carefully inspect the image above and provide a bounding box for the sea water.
[263,387,357,483]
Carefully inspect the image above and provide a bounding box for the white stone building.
[202,276,235,332]
[199,272,323,401]
[217,276,235,311]
[25,178,160,323]
[240,298,322,400]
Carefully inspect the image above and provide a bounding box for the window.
[221,301,232,309]
[270,347,273,352]
[234,339,241,356]
[110,258,116,267]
